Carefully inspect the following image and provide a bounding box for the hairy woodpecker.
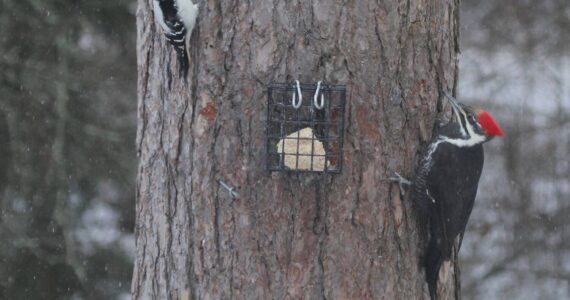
[392,92,504,299]
[153,0,199,78]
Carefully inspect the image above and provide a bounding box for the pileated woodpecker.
[392,92,504,299]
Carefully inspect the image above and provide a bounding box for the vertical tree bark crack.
[152,223,160,298]
[350,165,364,227]
[175,97,190,166]
[317,243,327,300]
[137,41,153,156]
[213,193,221,265]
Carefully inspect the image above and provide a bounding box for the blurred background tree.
[0,0,136,298]
[460,0,570,299]
[0,0,568,299]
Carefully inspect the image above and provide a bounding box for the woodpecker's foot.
[389,172,411,196]
[389,172,411,185]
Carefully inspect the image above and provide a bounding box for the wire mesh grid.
[266,82,346,174]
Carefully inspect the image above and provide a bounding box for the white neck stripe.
[440,134,486,147]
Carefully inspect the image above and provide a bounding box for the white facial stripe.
[452,107,468,137]
[465,114,487,142]
[464,114,473,134]
[460,109,470,137]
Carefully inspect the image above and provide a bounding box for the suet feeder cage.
[266,81,346,174]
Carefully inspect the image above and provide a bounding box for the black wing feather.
[423,141,484,299]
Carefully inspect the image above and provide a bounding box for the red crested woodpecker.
[392,92,504,299]
[153,0,198,79]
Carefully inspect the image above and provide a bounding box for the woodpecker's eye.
[469,115,477,123]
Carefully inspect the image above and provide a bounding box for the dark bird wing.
[423,142,484,299]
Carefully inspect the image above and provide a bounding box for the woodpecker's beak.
[443,91,465,121]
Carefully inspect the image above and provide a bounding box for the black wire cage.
[266,81,346,174]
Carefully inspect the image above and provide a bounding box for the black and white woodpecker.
[392,92,504,300]
[153,0,199,78]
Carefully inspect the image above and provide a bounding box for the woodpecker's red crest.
[477,111,504,137]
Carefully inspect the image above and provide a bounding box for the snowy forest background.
[0,0,568,299]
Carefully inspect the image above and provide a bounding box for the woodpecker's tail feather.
[177,51,189,80]
[425,238,443,300]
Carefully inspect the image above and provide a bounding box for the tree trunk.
[133,0,460,299]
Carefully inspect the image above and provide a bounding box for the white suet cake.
[276,127,330,171]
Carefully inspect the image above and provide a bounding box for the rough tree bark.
[133,0,460,299]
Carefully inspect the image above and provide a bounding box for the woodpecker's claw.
[389,172,411,185]
[389,172,411,196]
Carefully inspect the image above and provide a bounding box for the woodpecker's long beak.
[443,91,463,115]
[443,91,466,125]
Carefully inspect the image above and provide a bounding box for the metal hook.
[314,81,325,110]
[218,179,239,199]
[292,80,302,109]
